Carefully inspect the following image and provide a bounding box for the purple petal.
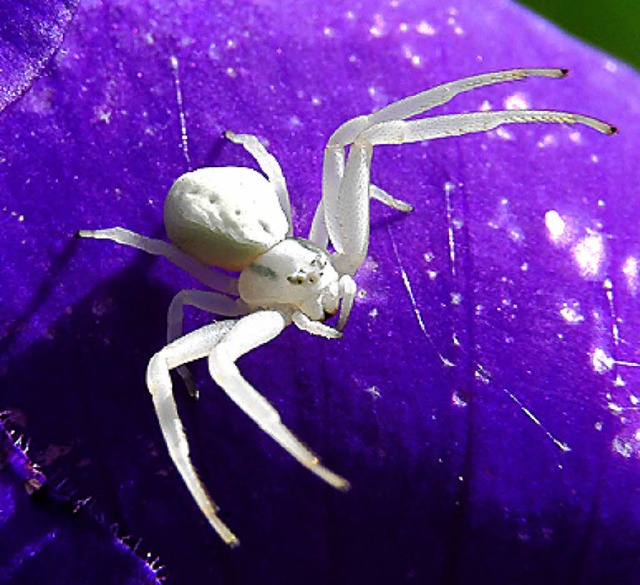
[0,0,79,112]
[0,1,639,583]
[0,418,160,583]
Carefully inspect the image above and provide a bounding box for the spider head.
[239,238,341,321]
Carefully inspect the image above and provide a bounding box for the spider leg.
[146,319,239,546]
[309,184,411,247]
[319,68,570,252]
[316,140,345,247]
[292,310,342,338]
[357,109,616,145]
[77,227,239,295]
[167,290,249,398]
[308,200,329,248]
[328,108,614,275]
[369,184,413,213]
[325,141,373,275]
[328,68,569,147]
[336,275,356,331]
[208,310,350,490]
[224,131,293,234]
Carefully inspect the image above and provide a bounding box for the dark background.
[520,0,640,68]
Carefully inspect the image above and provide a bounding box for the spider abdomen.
[164,167,288,271]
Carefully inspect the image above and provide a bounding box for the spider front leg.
[324,141,374,276]
[208,309,350,490]
[318,68,615,275]
[317,68,570,256]
[146,319,239,546]
[331,108,614,275]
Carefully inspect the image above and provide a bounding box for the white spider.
[79,68,615,546]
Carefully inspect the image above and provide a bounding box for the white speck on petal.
[622,256,639,294]
[365,386,381,400]
[609,402,623,415]
[573,232,605,279]
[416,20,436,35]
[495,127,514,141]
[544,210,565,242]
[369,13,386,37]
[592,347,614,373]
[559,300,584,324]
[504,92,530,110]
[536,134,557,148]
[604,60,618,73]
[612,436,633,458]
[568,130,582,144]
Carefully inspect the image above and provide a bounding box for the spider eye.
[287,274,305,285]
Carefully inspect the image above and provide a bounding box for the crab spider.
[78,68,615,547]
